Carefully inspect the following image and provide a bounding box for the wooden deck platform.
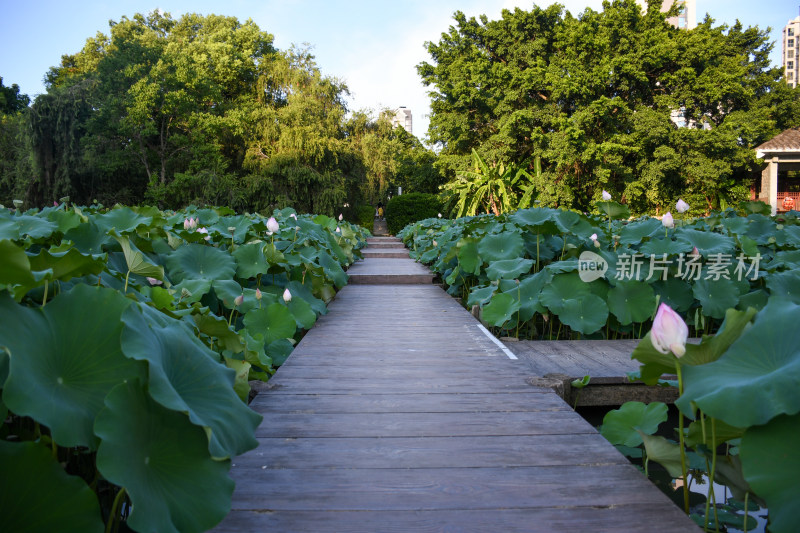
[213,241,696,532]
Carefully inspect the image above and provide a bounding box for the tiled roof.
[756,128,800,152]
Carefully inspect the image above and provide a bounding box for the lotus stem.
[42,280,48,307]
[743,491,750,533]
[123,270,130,294]
[105,487,127,533]
[710,417,719,532]
[675,360,690,515]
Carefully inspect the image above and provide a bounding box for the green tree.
[0,78,33,205]
[418,0,800,214]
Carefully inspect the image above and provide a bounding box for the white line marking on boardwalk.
[476,324,518,360]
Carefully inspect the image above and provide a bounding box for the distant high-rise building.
[636,0,696,30]
[391,107,412,134]
[783,15,800,88]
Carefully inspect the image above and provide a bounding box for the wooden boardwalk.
[213,237,696,532]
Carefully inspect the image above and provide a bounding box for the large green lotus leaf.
[15,215,58,240]
[510,208,559,233]
[719,217,750,236]
[744,215,778,245]
[95,380,234,533]
[210,279,250,312]
[288,297,317,330]
[539,272,592,313]
[675,228,736,256]
[0,216,20,240]
[120,304,261,458]
[600,401,668,447]
[630,332,677,384]
[0,441,104,533]
[481,292,520,327]
[652,278,695,313]
[232,243,270,279]
[112,234,165,281]
[243,302,298,345]
[317,250,348,288]
[285,280,327,315]
[596,200,631,220]
[225,357,252,402]
[639,432,683,478]
[211,215,253,244]
[0,240,35,287]
[553,209,595,239]
[739,200,772,216]
[676,299,800,427]
[457,240,481,275]
[766,249,800,271]
[558,294,608,334]
[765,271,800,303]
[607,280,656,325]
[192,313,246,354]
[686,417,745,449]
[94,207,152,234]
[618,218,663,246]
[172,279,213,303]
[27,246,107,282]
[44,208,83,234]
[477,232,524,262]
[467,284,497,307]
[513,269,552,320]
[740,413,800,533]
[0,286,145,449]
[485,258,533,280]
[166,243,236,283]
[63,221,111,254]
[692,278,741,319]
[194,208,221,226]
[522,231,558,263]
[639,237,692,257]
[782,225,800,248]
[266,338,293,366]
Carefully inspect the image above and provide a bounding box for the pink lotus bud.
[438,213,442,218]
[146,277,162,286]
[266,217,279,235]
[650,303,688,358]
[338,213,343,221]
[690,247,700,257]
[255,288,262,300]
[234,294,244,307]
[335,226,341,233]
[590,233,598,242]
[54,201,59,206]
[282,288,292,302]
[662,212,674,228]
[184,218,192,230]
[602,190,612,201]
[676,199,690,213]
[290,213,297,220]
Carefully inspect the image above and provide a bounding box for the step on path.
[346,236,434,284]
[212,237,697,532]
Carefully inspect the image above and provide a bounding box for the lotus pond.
[399,201,799,533]
[0,202,368,532]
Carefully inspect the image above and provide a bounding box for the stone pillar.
[769,157,779,215]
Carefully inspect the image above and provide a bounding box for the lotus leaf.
[285,280,327,315]
[639,237,692,257]
[539,272,592,312]
[457,240,481,274]
[676,228,736,256]
[553,210,595,238]
[477,232,524,262]
[677,299,800,427]
[0,441,103,533]
[514,269,552,320]
[558,295,609,334]
[745,215,778,245]
[692,278,741,319]
[740,413,800,533]
[467,284,497,307]
[232,243,270,279]
[600,401,668,447]
[481,292,520,327]
[166,243,236,282]
[652,278,695,313]
[485,258,533,280]
[44,208,83,234]
[244,302,298,345]
[782,225,800,248]
[607,280,656,325]
[212,215,252,244]
[95,380,234,533]
[510,208,558,233]
[15,215,58,240]
[0,240,35,288]
[120,304,261,458]
[288,297,317,330]
[765,271,800,303]
[686,418,744,449]
[317,251,348,288]
[639,432,683,478]
[113,234,165,282]
[739,200,771,215]
[618,218,663,245]
[94,207,152,234]
[266,338,295,366]
[596,200,631,220]
[0,286,145,449]
[27,246,107,282]
[0,216,20,240]
[63,221,111,254]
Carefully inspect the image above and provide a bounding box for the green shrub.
[355,204,374,233]
[385,193,442,234]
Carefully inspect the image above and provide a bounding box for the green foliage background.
[386,192,443,235]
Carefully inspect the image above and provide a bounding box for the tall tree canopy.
[418,0,800,214]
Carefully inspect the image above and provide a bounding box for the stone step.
[366,241,405,249]
[372,218,389,236]
[362,249,409,259]
[346,258,434,285]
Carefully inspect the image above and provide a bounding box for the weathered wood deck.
[213,237,696,532]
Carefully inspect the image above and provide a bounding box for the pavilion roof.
[756,128,800,157]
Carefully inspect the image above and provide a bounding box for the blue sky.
[1,1,797,143]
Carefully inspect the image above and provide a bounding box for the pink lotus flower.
[590,233,598,242]
[266,217,279,235]
[602,190,612,201]
[289,213,297,220]
[282,288,292,302]
[255,288,262,300]
[146,277,162,286]
[650,303,688,358]
[662,212,674,228]
[676,199,690,213]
